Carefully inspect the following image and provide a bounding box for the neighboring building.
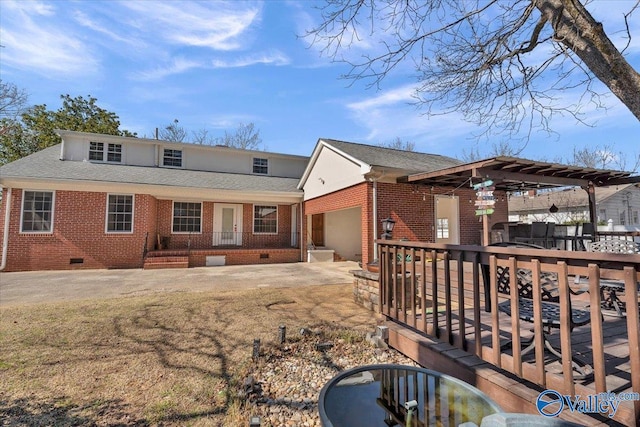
[0,130,308,271]
[298,139,509,267]
[508,184,640,227]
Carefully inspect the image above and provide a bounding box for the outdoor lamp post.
[381,217,396,240]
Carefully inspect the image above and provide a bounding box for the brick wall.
[302,182,510,267]
[1,189,156,271]
[156,201,294,250]
[304,182,372,264]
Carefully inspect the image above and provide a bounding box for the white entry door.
[213,204,243,246]
[435,195,460,244]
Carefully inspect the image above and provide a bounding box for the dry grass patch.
[0,283,378,426]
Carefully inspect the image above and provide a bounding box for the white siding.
[58,131,307,177]
[302,146,365,201]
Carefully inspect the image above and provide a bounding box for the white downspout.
[299,202,304,262]
[1,188,12,271]
[372,180,378,262]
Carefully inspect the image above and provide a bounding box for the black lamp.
[381,217,396,240]
[549,203,559,213]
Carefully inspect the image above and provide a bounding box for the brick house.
[0,130,308,271]
[0,133,510,272]
[298,139,509,268]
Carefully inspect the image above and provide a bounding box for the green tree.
[1,94,135,164]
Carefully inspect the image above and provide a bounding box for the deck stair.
[143,250,189,269]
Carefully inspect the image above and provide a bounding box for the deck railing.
[155,231,300,251]
[377,240,640,424]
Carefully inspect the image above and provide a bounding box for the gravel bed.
[240,324,418,427]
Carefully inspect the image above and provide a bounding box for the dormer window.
[253,157,268,174]
[163,149,182,167]
[89,141,122,163]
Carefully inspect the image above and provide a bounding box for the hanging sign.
[474,180,495,215]
[472,180,493,190]
[475,208,495,216]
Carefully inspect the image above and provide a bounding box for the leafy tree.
[1,94,136,164]
[307,1,640,142]
[378,137,415,151]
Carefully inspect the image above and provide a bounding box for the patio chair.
[576,222,595,251]
[587,239,640,317]
[544,222,556,249]
[514,222,547,246]
[482,243,592,378]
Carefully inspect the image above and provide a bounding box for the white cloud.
[133,58,205,81]
[120,1,261,51]
[344,84,476,145]
[211,51,290,68]
[0,5,99,77]
[72,10,140,47]
[2,0,55,16]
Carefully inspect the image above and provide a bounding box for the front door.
[214,204,243,246]
[434,195,460,244]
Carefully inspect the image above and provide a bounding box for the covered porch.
[356,158,640,424]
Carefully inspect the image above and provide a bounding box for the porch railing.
[154,232,300,251]
[377,240,640,424]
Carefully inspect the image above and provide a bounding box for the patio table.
[318,364,501,427]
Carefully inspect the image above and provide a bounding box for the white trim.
[20,189,55,234]
[298,139,371,190]
[1,188,12,270]
[105,193,135,234]
[0,178,303,204]
[171,201,202,234]
[253,204,278,234]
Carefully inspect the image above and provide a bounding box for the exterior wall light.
[381,217,396,240]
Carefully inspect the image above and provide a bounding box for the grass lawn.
[0,283,378,426]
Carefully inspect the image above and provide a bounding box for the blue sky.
[1,0,638,167]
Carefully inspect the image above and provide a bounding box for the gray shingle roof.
[0,145,302,193]
[321,139,461,174]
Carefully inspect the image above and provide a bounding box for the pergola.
[400,156,640,243]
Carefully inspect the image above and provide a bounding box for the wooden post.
[483,213,489,246]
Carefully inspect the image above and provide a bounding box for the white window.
[106,194,134,233]
[633,211,639,225]
[173,202,201,233]
[253,158,268,174]
[89,141,104,161]
[89,141,122,162]
[163,149,182,167]
[436,218,449,239]
[21,191,54,233]
[253,205,277,233]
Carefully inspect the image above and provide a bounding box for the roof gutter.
[1,188,12,271]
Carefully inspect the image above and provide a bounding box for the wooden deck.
[374,242,640,426]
